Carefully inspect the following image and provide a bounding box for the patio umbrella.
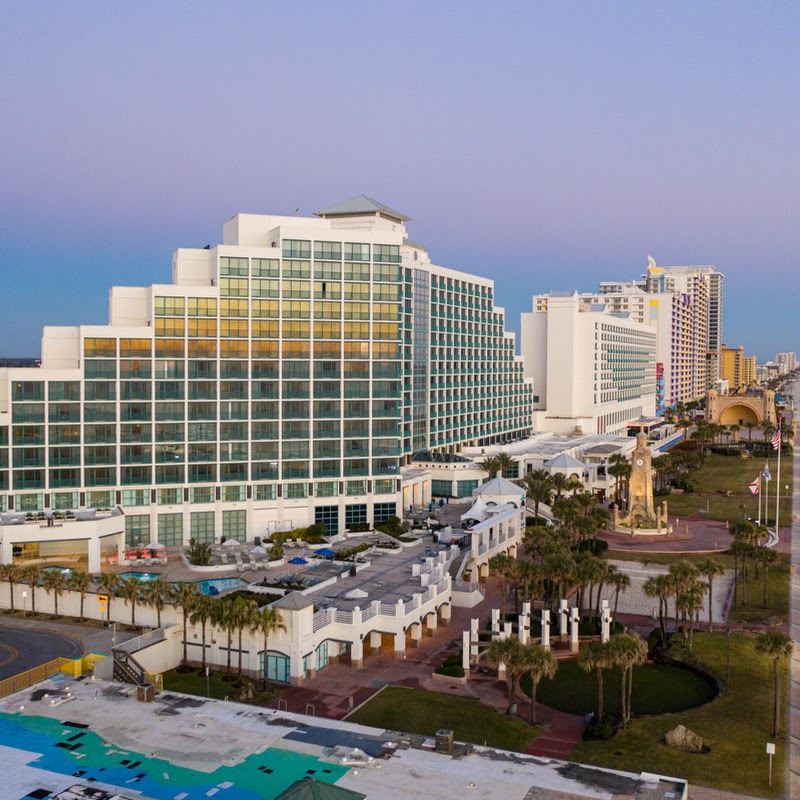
[146,541,165,550]
[315,547,336,558]
[249,545,268,554]
[344,588,369,600]
[222,539,240,546]
[288,556,308,565]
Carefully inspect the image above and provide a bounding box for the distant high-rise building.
[0,197,533,563]
[521,291,657,435]
[775,352,797,373]
[721,345,756,390]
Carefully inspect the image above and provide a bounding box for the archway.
[719,403,761,425]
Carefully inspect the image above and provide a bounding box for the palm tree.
[742,420,757,444]
[676,582,706,652]
[609,632,648,727]
[0,563,21,612]
[488,552,515,621]
[643,575,670,646]
[119,577,143,628]
[696,558,725,632]
[236,598,259,680]
[609,570,631,618]
[495,452,517,479]
[667,560,700,637]
[543,551,576,611]
[42,570,66,618]
[486,636,526,715]
[521,643,557,725]
[95,572,120,624]
[22,565,41,615]
[212,598,239,678]
[171,582,201,669]
[756,630,793,736]
[66,570,92,621]
[578,641,610,722]
[728,423,740,443]
[480,456,499,479]
[188,594,216,674]
[754,547,779,608]
[550,472,570,501]
[607,454,631,508]
[523,475,552,521]
[762,422,776,447]
[251,604,286,684]
[143,578,170,628]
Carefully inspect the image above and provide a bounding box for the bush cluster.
[434,653,465,678]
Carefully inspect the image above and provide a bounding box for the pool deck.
[0,676,687,800]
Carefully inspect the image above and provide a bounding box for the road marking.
[0,643,20,668]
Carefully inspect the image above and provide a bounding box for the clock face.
[635,458,644,467]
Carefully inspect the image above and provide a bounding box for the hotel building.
[520,291,657,435]
[0,197,532,566]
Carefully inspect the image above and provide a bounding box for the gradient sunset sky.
[1,1,798,360]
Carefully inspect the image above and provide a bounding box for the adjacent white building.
[520,291,657,435]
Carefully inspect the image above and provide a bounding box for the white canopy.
[145,541,165,550]
[222,538,241,546]
[344,588,369,600]
[249,545,268,554]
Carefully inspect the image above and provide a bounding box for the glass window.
[344,283,370,301]
[50,425,81,445]
[282,240,311,259]
[315,505,338,532]
[373,244,401,263]
[121,489,148,507]
[189,464,216,483]
[252,279,279,298]
[284,483,307,500]
[220,277,248,297]
[188,318,217,337]
[83,338,116,357]
[84,381,116,401]
[155,297,185,316]
[219,256,249,276]
[220,299,248,317]
[374,502,397,524]
[190,486,214,503]
[157,487,181,504]
[154,340,185,359]
[156,422,184,441]
[222,509,247,538]
[313,281,341,300]
[252,258,279,277]
[48,381,80,401]
[345,504,368,526]
[251,299,279,318]
[190,511,215,543]
[158,513,184,546]
[344,242,370,262]
[344,262,370,280]
[253,484,277,501]
[315,481,337,498]
[53,491,80,509]
[121,423,152,442]
[282,281,310,299]
[121,465,152,485]
[84,360,116,379]
[314,241,342,260]
[120,360,152,379]
[125,514,150,546]
[373,478,396,495]
[155,318,185,337]
[187,297,218,317]
[120,339,152,358]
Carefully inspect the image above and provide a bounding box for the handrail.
[0,658,63,698]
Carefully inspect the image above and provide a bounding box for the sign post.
[766,742,775,786]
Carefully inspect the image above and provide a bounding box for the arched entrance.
[719,403,761,425]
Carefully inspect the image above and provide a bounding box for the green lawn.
[522,659,715,717]
[346,686,540,752]
[664,453,792,526]
[571,632,789,798]
[162,667,280,706]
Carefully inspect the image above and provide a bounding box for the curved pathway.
[0,625,83,679]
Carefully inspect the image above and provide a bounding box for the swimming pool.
[191,577,247,595]
[39,565,74,577]
[0,711,348,799]
[117,571,163,582]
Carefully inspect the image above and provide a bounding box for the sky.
[1,1,798,361]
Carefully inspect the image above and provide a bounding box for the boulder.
[665,724,703,753]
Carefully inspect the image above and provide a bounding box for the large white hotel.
[0,197,532,565]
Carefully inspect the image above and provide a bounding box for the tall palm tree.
[95,572,120,624]
[143,578,170,628]
[236,598,259,680]
[251,604,287,684]
[676,582,706,652]
[480,455,499,479]
[171,581,201,669]
[119,577,143,628]
[22,565,41,615]
[756,630,793,737]
[543,551,576,611]
[523,475,552,521]
[488,552,515,621]
[643,575,670,646]
[742,420,757,444]
[550,472,570,501]
[607,454,631,507]
[754,547,779,608]
[188,594,216,673]
[494,452,517,479]
[609,570,631,618]
[608,632,648,728]
[578,641,610,722]
[667,560,700,637]
[0,563,21,612]
[762,422,776,447]
[486,636,526,715]
[212,598,239,678]
[42,570,66,618]
[696,558,725,631]
[521,643,557,726]
[67,570,93,622]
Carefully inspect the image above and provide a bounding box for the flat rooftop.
[1,677,687,800]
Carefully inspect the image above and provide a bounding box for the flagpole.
[775,434,781,536]
[764,464,769,527]
[758,473,762,525]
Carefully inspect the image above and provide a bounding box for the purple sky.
[1,1,798,361]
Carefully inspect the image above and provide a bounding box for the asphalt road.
[0,625,84,680]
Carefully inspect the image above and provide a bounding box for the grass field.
[346,686,540,752]
[522,659,716,717]
[664,453,792,526]
[162,667,279,705]
[571,632,788,798]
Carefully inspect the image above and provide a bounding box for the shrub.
[434,653,465,677]
[584,717,619,740]
[348,522,371,533]
[267,542,284,561]
[187,538,212,566]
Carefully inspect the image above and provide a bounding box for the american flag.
[772,426,781,450]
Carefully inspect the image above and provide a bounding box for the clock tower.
[614,432,670,535]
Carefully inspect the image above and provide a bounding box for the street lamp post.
[726,629,732,696]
